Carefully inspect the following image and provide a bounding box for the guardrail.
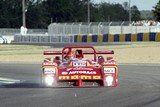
[0,28,47,44]
[14,34,74,43]
[14,32,160,44]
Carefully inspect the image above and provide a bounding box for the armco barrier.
[14,34,75,43]
[14,32,160,44]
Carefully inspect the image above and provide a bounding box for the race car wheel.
[98,81,104,86]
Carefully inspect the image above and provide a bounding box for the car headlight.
[104,68,115,73]
[44,75,54,86]
[105,76,113,86]
[44,68,56,74]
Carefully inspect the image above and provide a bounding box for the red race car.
[41,45,118,87]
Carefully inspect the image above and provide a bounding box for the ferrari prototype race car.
[41,46,118,87]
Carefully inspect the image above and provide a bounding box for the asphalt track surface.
[0,63,160,107]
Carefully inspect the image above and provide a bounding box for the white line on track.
[0,77,20,84]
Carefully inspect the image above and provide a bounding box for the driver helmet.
[75,49,84,58]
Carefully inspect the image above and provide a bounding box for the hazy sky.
[93,0,159,10]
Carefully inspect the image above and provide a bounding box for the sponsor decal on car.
[73,61,86,67]
[44,68,56,74]
[58,75,101,80]
[43,62,57,66]
[61,72,68,75]
[104,68,115,73]
[66,67,94,71]
[68,71,96,75]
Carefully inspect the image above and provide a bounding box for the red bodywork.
[42,46,118,87]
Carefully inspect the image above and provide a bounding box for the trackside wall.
[74,32,160,42]
[13,32,160,44]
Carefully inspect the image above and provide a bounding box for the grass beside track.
[0,45,52,55]
[0,42,160,64]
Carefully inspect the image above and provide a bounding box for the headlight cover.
[103,68,115,73]
[105,76,113,86]
[44,75,54,86]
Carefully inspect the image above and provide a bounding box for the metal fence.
[1,22,160,37]
[48,22,160,36]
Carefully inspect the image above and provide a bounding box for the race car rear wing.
[44,51,62,55]
[44,50,114,55]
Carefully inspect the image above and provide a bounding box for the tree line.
[153,0,160,21]
[0,0,147,28]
